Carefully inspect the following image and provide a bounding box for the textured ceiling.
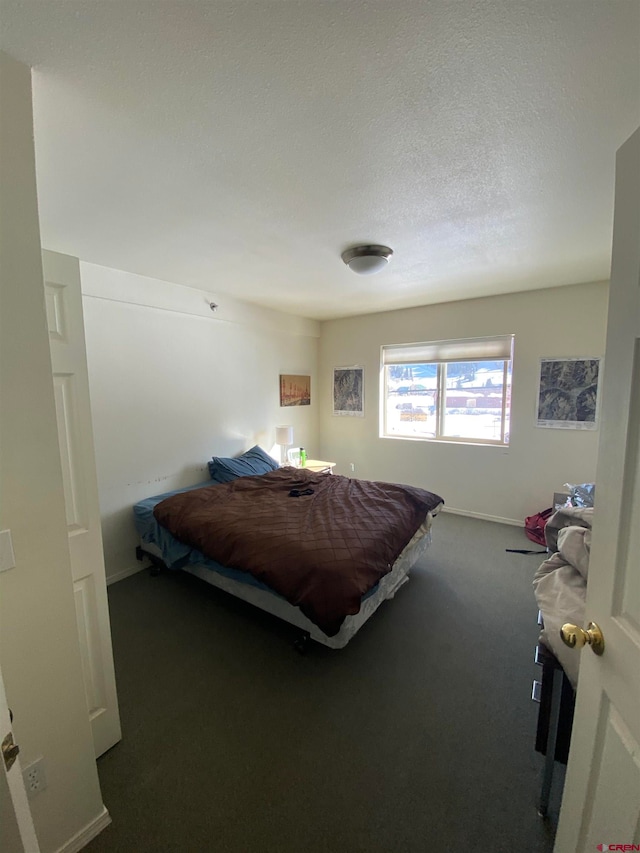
[1,1,638,320]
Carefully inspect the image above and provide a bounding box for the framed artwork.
[536,357,601,429]
[279,374,311,407]
[333,366,364,417]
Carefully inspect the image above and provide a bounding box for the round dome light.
[341,245,393,275]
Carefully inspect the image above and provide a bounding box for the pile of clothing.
[532,505,593,689]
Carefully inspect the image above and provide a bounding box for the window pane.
[441,361,510,442]
[385,363,437,438]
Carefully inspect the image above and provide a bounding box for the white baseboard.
[55,806,111,853]
[440,505,522,527]
[106,563,147,586]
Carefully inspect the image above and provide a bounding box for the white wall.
[319,281,608,524]
[79,262,320,582]
[0,51,106,852]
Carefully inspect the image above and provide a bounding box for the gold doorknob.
[560,621,605,656]
[2,732,20,772]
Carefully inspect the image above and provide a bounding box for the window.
[381,335,513,445]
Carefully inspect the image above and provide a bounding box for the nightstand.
[301,460,336,474]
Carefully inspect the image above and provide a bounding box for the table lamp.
[275,425,294,465]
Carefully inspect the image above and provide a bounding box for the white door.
[554,128,640,850]
[43,250,121,758]
[0,659,40,853]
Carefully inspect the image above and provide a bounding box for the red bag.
[524,508,554,546]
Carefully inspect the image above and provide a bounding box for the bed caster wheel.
[294,632,311,655]
[148,557,163,577]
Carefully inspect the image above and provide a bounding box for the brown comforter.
[154,468,443,636]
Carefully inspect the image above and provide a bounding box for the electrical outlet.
[23,758,47,798]
[350,463,355,472]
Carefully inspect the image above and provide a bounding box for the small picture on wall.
[279,374,311,407]
[333,366,364,417]
[536,357,601,430]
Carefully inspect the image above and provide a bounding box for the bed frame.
[135,510,438,652]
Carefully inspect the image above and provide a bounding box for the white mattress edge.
[141,507,439,648]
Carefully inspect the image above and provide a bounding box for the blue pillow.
[208,445,279,483]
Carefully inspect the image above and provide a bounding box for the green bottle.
[299,447,306,467]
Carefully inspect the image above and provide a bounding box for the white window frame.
[381,335,514,446]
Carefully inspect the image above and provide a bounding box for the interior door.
[554,128,640,850]
[43,250,121,758]
[0,659,40,853]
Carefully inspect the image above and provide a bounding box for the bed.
[133,450,443,649]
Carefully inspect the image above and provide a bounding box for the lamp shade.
[275,425,293,446]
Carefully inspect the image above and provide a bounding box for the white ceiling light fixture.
[341,245,393,275]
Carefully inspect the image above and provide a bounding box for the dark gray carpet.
[86,513,561,853]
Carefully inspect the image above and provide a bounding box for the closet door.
[43,250,121,758]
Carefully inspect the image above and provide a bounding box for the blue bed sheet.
[133,481,279,595]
